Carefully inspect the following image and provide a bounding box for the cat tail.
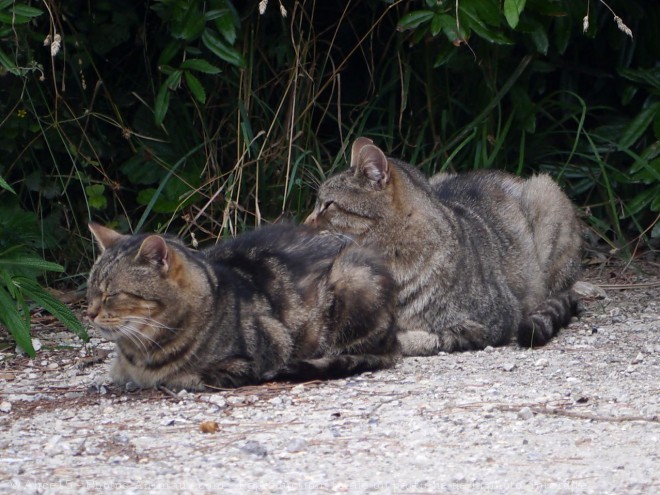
[267,353,398,383]
[517,291,580,348]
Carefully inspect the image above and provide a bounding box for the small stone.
[631,353,644,365]
[227,396,245,405]
[518,407,534,420]
[502,362,516,372]
[534,358,549,368]
[285,438,307,453]
[291,384,305,394]
[208,396,227,409]
[47,362,58,370]
[484,346,495,353]
[0,401,12,413]
[268,397,283,406]
[240,440,268,458]
[15,338,41,355]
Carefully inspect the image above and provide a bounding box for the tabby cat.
[86,223,400,391]
[306,137,582,355]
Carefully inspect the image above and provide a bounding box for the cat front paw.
[396,331,441,356]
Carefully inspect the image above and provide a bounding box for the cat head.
[305,137,397,237]
[86,224,205,343]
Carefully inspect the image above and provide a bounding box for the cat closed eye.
[320,201,334,213]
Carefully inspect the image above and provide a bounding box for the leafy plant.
[0,199,88,357]
[0,0,657,318]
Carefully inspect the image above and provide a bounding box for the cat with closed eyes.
[86,223,400,391]
[306,137,583,355]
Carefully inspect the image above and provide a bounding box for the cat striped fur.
[87,223,399,391]
[306,137,583,355]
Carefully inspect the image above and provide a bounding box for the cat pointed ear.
[89,223,125,252]
[356,144,390,189]
[137,235,170,272]
[350,137,374,169]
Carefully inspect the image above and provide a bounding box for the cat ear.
[350,137,374,169]
[356,144,390,189]
[89,223,125,252]
[137,235,170,272]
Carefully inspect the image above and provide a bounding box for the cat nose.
[86,306,99,320]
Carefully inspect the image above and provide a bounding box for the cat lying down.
[86,223,400,391]
[306,137,583,355]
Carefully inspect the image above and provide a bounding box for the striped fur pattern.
[86,223,400,391]
[305,137,583,355]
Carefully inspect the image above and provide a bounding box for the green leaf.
[431,14,455,37]
[185,71,206,104]
[16,277,88,341]
[0,12,31,24]
[622,186,660,217]
[180,58,221,74]
[0,256,64,273]
[0,286,33,357]
[85,184,107,210]
[461,0,501,26]
[202,29,246,68]
[0,174,15,194]
[171,5,205,41]
[158,40,183,67]
[397,10,434,31]
[215,12,236,45]
[460,6,513,45]
[0,47,19,76]
[154,83,171,127]
[619,68,660,92]
[11,4,43,18]
[504,0,526,29]
[619,102,660,150]
[153,70,182,125]
[433,41,458,68]
[164,70,183,90]
[529,23,549,55]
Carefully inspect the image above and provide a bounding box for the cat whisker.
[117,324,151,356]
[118,322,167,357]
[125,316,178,333]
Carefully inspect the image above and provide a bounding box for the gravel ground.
[1,261,659,495]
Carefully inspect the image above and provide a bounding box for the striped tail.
[517,291,580,348]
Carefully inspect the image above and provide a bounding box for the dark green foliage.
[0,203,88,356]
[0,1,657,303]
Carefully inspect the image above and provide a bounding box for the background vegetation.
[0,0,658,348]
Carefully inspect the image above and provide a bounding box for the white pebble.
[502,362,517,372]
